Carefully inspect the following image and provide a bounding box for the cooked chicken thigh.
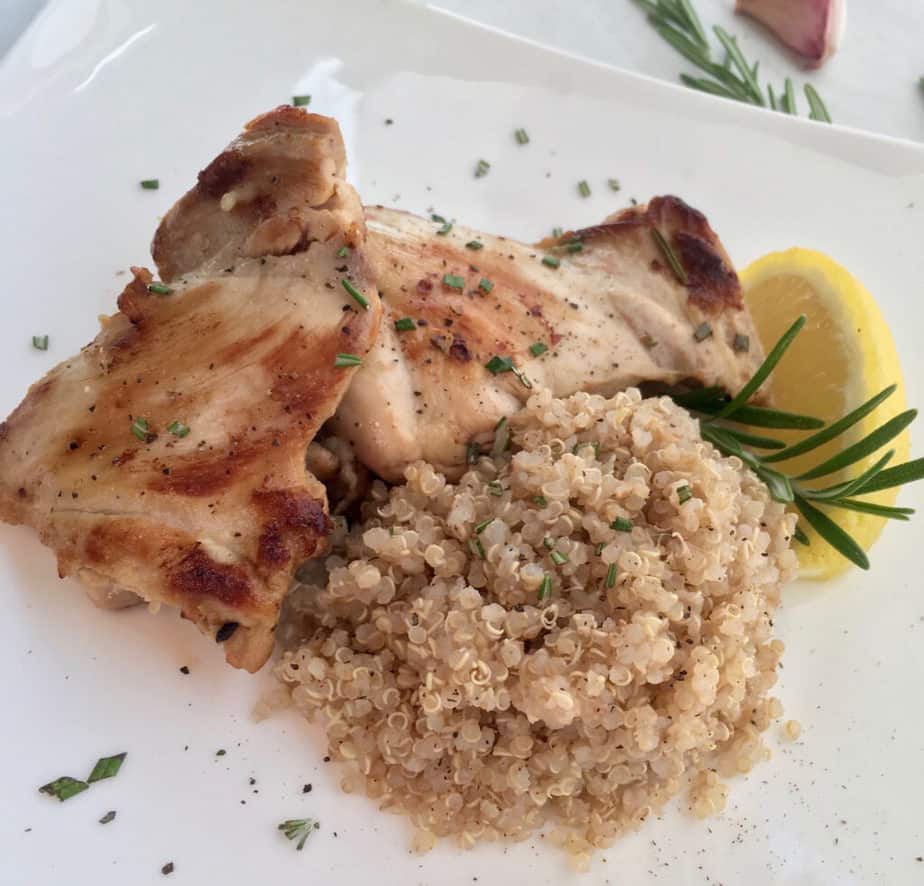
[331,196,761,481]
[0,108,380,671]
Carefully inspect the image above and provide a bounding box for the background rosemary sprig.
[674,316,924,569]
[634,0,832,123]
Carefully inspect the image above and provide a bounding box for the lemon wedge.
[740,248,909,579]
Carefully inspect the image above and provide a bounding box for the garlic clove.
[735,0,846,69]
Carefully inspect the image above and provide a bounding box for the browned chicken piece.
[330,196,762,482]
[0,108,380,671]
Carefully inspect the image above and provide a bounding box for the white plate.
[1,2,923,884]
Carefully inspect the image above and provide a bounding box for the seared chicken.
[0,108,380,671]
[331,196,761,481]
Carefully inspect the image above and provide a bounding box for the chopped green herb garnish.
[677,485,693,504]
[492,416,510,456]
[611,517,633,532]
[533,495,548,507]
[39,776,89,802]
[465,240,484,251]
[215,749,226,757]
[514,128,530,145]
[733,333,750,352]
[479,277,494,293]
[278,818,320,851]
[334,353,362,367]
[608,178,621,191]
[87,753,127,784]
[486,355,514,375]
[475,518,493,534]
[474,159,491,178]
[336,245,350,258]
[431,213,446,223]
[538,573,552,602]
[605,562,618,588]
[552,227,563,239]
[466,441,481,464]
[436,221,453,235]
[468,537,486,560]
[130,417,151,442]
[292,95,311,107]
[566,242,583,253]
[31,335,49,351]
[147,282,173,295]
[394,316,416,333]
[652,229,689,285]
[167,420,190,438]
[693,322,713,342]
[542,255,561,269]
[443,273,464,290]
[577,180,591,198]
[550,550,568,566]
[139,179,159,190]
[542,536,555,550]
[487,480,504,496]
[530,341,549,357]
[341,278,370,310]
[595,542,606,556]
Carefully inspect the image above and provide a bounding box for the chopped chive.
[334,353,361,367]
[475,518,494,534]
[87,753,127,784]
[595,542,606,556]
[487,480,504,496]
[437,221,453,235]
[474,159,491,178]
[605,563,618,588]
[538,574,552,602]
[577,180,591,198]
[478,277,494,293]
[552,227,563,239]
[640,333,658,349]
[431,213,445,223]
[693,322,713,342]
[39,776,89,802]
[677,484,693,504]
[167,420,190,438]
[336,245,350,258]
[608,178,621,191]
[514,128,530,145]
[733,333,750,352]
[31,335,49,351]
[566,242,583,253]
[147,282,173,295]
[139,179,159,190]
[278,818,320,851]
[611,517,633,532]
[550,550,568,565]
[530,342,549,357]
[394,317,416,332]
[541,255,561,269]
[468,537,486,560]
[466,441,481,464]
[130,417,150,442]
[486,355,514,375]
[543,537,555,550]
[492,416,510,456]
[465,240,484,251]
[652,229,689,285]
[341,278,370,310]
[292,95,311,107]
[533,495,548,507]
[443,273,464,290]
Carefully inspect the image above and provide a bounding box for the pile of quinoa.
[273,388,798,868]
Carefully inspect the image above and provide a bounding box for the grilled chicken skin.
[0,108,380,671]
[331,196,762,482]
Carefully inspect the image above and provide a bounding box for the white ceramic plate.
[2,2,923,883]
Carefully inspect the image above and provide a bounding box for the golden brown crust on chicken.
[331,196,761,482]
[0,109,380,671]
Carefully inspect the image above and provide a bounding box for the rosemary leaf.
[716,426,785,450]
[847,457,924,495]
[757,466,794,504]
[795,496,869,570]
[799,450,895,501]
[792,524,810,545]
[713,26,764,105]
[804,84,832,123]
[697,402,824,430]
[824,499,914,521]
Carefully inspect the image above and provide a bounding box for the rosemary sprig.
[675,315,923,569]
[635,0,832,123]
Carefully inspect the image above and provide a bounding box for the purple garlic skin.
[735,0,845,68]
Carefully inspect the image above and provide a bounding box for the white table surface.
[2,0,922,143]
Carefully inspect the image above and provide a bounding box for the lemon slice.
[740,248,909,579]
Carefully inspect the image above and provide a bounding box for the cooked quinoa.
[274,388,798,865]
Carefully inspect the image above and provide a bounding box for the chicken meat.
[331,196,761,481]
[0,108,381,671]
